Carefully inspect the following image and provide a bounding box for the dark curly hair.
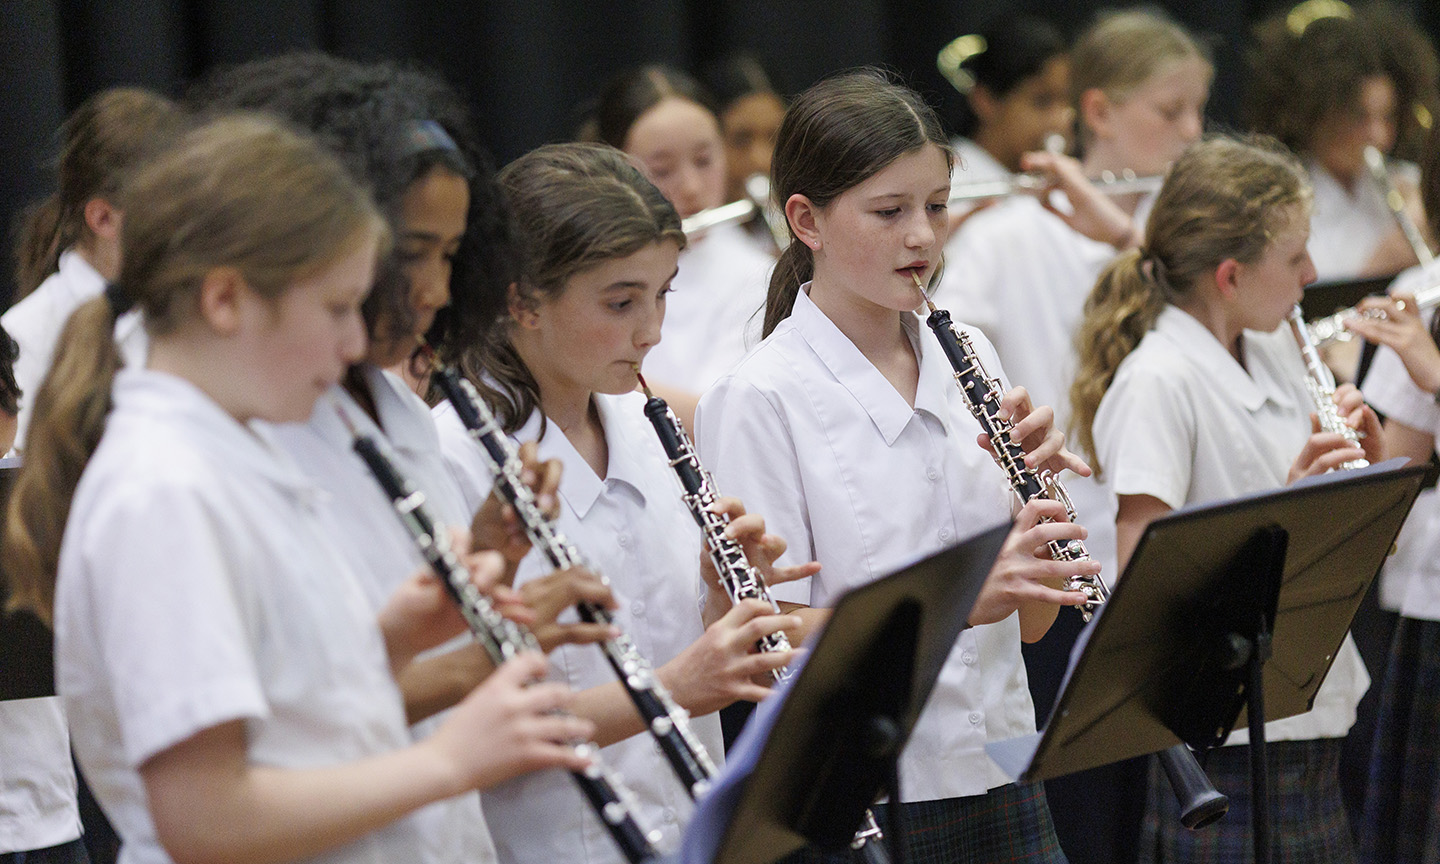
[1247,3,1439,163]
[188,52,517,365]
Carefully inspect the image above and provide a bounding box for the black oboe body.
[343,420,661,863]
[432,367,719,801]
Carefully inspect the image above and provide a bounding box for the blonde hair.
[4,114,386,622]
[1070,10,1212,149]
[1069,135,1310,473]
[13,88,184,298]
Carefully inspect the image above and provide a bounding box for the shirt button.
[938,527,953,542]
[969,711,983,725]
[617,534,631,548]
[961,652,975,665]
[926,467,940,482]
[663,808,678,824]
[632,601,646,616]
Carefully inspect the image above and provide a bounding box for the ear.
[1079,88,1113,143]
[197,267,248,336]
[1213,258,1242,300]
[506,282,541,329]
[785,193,822,251]
[969,85,999,125]
[83,198,121,241]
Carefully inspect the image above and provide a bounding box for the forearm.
[397,643,495,725]
[1017,599,1060,643]
[777,602,828,645]
[568,680,647,748]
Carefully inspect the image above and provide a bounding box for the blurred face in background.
[720,91,787,201]
[1311,74,1398,185]
[625,96,727,219]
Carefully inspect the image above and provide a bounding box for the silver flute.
[1288,306,1370,471]
[335,404,661,863]
[948,168,1163,205]
[634,371,890,862]
[1306,148,1435,346]
[431,366,720,801]
[681,174,789,251]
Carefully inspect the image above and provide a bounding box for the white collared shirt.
[1306,159,1408,281]
[4,249,107,450]
[695,286,1034,802]
[641,223,771,395]
[56,368,423,864]
[433,390,721,864]
[1362,259,1440,620]
[1094,305,1369,743]
[267,365,495,864]
[0,699,81,852]
[933,195,1124,587]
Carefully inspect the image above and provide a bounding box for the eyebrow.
[602,266,680,292]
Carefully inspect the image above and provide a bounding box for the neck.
[972,129,1022,174]
[342,365,379,424]
[147,331,262,425]
[1172,294,1244,363]
[1081,144,1145,217]
[807,274,914,362]
[512,335,598,437]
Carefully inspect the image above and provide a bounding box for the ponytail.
[1069,249,1166,473]
[762,242,813,337]
[13,196,69,299]
[4,297,123,622]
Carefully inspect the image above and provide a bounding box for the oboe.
[1288,305,1370,471]
[634,371,891,864]
[912,274,1229,830]
[332,402,661,863]
[431,365,720,801]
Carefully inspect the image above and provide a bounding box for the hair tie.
[103,282,134,319]
[400,120,460,159]
[1138,250,1172,293]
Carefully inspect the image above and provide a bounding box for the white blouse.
[56,369,423,864]
[3,249,106,450]
[933,195,1123,587]
[641,223,771,395]
[1093,305,1370,743]
[695,286,1036,802]
[267,365,495,864]
[1306,159,1410,282]
[0,699,82,853]
[1362,259,1440,621]
[433,390,722,864]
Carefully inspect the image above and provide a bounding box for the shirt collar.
[787,286,940,445]
[113,367,321,496]
[1153,305,1296,412]
[523,391,652,519]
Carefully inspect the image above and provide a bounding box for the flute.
[1288,306,1370,472]
[949,168,1162,205]
[431,365,720,801]
[332,402,661,863]
[634,371,891,861]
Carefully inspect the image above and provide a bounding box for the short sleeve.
[432,400,498,515]
[1093,361,1197,511]
[1362,310,1440,438]
[696,374,814,606]
[934,214,1004,338]
[72,484,268,767]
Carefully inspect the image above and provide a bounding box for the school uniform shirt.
[266,364,496,864]
[3,249,106,450]
[55,368,424,864]
[1306,159,1414,281]
[1361,260,1440,622]
[949,138,1011,222]
[642,223,771,395]
[934,195,1125,587]
[1092,304,1369,744]
[694,285,1035,802]
[433,390,723,864]
[0,700,82,853]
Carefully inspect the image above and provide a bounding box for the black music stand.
[679,521,1010,864]
[985,460,1425,864]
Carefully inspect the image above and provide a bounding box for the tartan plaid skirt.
[786,782,1067,864]
[1138,738,1354,864]
[1359,615,1440,864]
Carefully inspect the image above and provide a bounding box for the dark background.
[1,0,1438,304]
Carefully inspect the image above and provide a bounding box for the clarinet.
[431,365,720,801]
[914,280,1229,830]
[1287,306,1370,472]
[912,282,1107,621]
[332,403,661,863]
[634,373,891,863]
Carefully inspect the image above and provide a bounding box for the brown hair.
[1069,135,1310,473]
[12,88,184,298]
[593,65,718,152]
[1070,10,1211,150]
[1247,3,1439,162]
[4,114,386,622]
[762,69,951,338]
[466,142,684,434]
